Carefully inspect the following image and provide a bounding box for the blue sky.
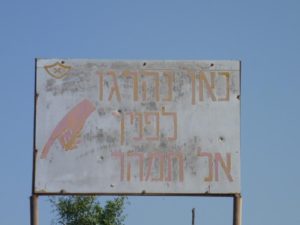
[0,0,300,224]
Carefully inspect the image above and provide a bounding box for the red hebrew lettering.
[197,150,213,182]
[215,153,233,182]
[98,71,121,102]
[144,112,160,141]
[165,152,184,182]
[199,71,216,101]
[145,152,164,181]
[112,151,184,183]
[162,71,174,101]
[217,72,230,101]
[127,152,144,181]
[188,71,196,105]
[161,107,177,141]
[122,70,139,101]
[130,112,143,141]
[141,70,160,101]
[198,150,233,182]
[108,71,121,102]
[112,152,125,181]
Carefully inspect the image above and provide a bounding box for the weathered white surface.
[35,60,241,194]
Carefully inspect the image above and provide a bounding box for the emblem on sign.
[44,61,71,79]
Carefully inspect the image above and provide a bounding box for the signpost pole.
[192,208,195,225]
[233,194,242,225]
[30,195,39,225]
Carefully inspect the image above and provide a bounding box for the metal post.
[192,208,195,225]
[30,195,39,225]
[233,194,242,225]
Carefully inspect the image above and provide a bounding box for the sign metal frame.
[31,59,242,225]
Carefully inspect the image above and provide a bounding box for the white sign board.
[34,59,240,194]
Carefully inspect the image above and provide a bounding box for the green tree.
[50,196,126,225]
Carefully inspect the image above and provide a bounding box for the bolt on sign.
[34,60,241,195]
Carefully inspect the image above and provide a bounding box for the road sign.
[34,59,240,195]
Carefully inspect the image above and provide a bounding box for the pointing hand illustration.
[40,99,96,159]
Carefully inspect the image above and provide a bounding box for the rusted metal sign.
[34,59,241,194]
